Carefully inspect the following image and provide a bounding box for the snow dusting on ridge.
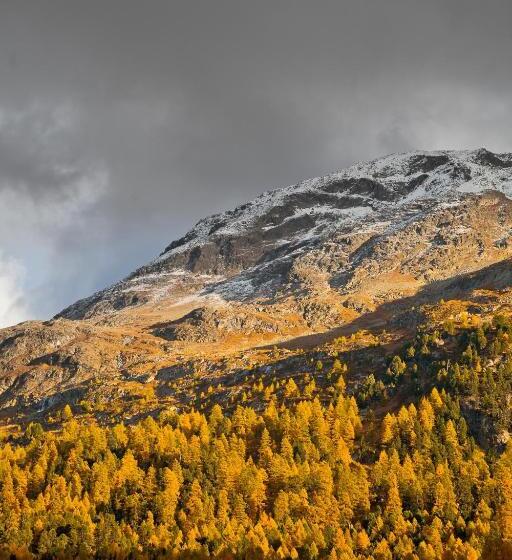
[57,148,512,319]
[155,148,512,263]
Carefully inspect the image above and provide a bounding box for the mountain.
[58,148,512,322]
[2,147,512,421]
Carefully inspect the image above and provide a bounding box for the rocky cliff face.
[2,148,512,419]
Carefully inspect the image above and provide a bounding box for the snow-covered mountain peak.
[58,148,512,320]
[153,148,512,262]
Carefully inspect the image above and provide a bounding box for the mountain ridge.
[58,147,512,321]
[2,148,512,421]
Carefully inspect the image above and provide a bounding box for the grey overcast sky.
[0,0,511,326]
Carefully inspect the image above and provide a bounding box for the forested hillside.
[2,311,512,558]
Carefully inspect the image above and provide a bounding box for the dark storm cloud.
[0,106,92,195]
[0,0,511,321]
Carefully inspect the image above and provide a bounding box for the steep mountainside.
[59,148,512,323]
[2,148,512,421]
[4,149,512,560]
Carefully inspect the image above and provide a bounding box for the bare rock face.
[0,319,95,410]
[335,191,512,294]
[58,148,512,321]
[152,306,281,343]
[3,148,512,417]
